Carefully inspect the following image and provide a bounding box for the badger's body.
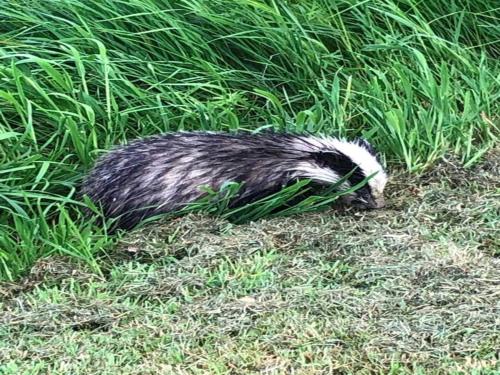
[81,132,388,230]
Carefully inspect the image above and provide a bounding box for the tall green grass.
[0,0,498,280]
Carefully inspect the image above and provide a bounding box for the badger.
[81,132,388,230]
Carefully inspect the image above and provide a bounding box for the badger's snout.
[341,194,386,209]
[370,196,385,209]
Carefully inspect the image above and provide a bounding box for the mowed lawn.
[1,152,498,374]
[0,0,499,373]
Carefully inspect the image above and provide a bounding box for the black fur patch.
[312,151,368,188]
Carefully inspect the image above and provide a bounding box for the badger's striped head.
[294,136,388,209]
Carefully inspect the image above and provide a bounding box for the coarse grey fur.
[81,132,388,230]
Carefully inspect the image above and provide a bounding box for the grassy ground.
[0,0,499,279]
[1,152,499,374]
[0,1,499,372]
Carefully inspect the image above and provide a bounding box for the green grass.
[0,1,499,280]
[1,155,498,374]
[2,3,500,372]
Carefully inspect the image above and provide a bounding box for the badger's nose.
[366,196,385,209]
[373,197,385,209]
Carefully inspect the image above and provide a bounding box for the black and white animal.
[81,132,388,230]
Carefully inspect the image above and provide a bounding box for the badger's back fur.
[81,132,388,230]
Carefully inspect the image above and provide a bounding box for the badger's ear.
[353,137,376,156]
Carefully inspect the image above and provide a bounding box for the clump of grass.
[169,168,369,225]
[0,0,499,279]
